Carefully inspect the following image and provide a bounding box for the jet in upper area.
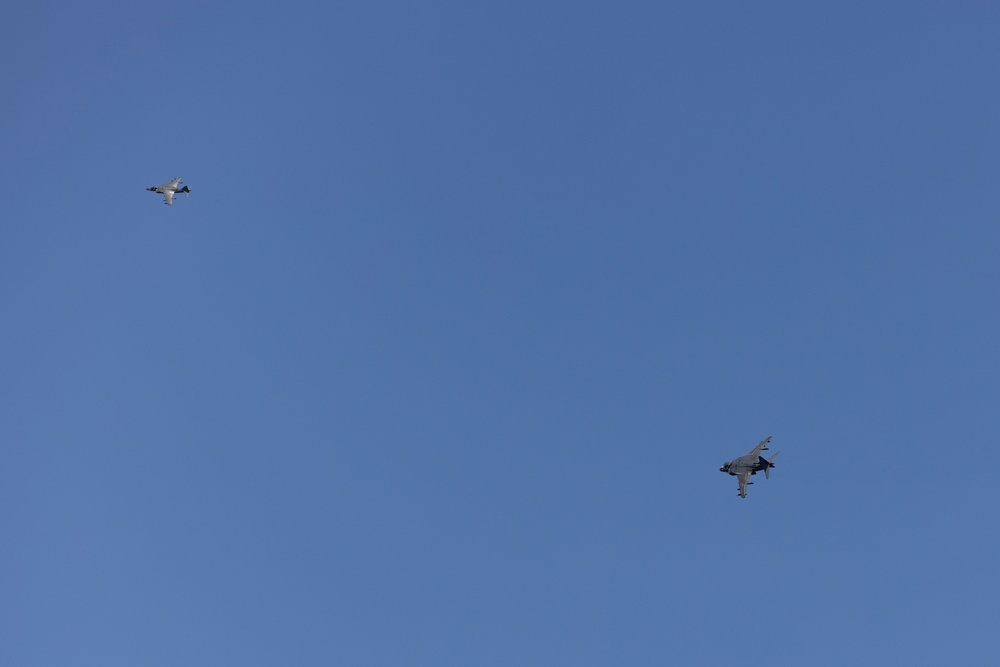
[719,436,780,498]
[146,177,190,206]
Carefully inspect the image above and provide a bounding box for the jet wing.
[152,177,182,190]
[163,190,174,206]
[736,471,750,498]
[156,176,181,190]
[745,436,772,458]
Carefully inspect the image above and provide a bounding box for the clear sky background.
[2,2,999,665]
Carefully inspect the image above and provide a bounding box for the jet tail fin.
[179,185,191,197]
[764,450,779,479]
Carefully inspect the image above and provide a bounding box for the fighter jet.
[719,436,780,498]
[146,177,190,206]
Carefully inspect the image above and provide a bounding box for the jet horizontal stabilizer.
[763,450,779,479]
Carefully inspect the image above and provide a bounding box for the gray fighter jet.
[146,176,190,206]
[719,436,780,498]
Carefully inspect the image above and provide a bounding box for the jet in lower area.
[146,177,190,206]
[720,436,780,498]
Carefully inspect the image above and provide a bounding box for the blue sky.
[2,2,1000,664]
